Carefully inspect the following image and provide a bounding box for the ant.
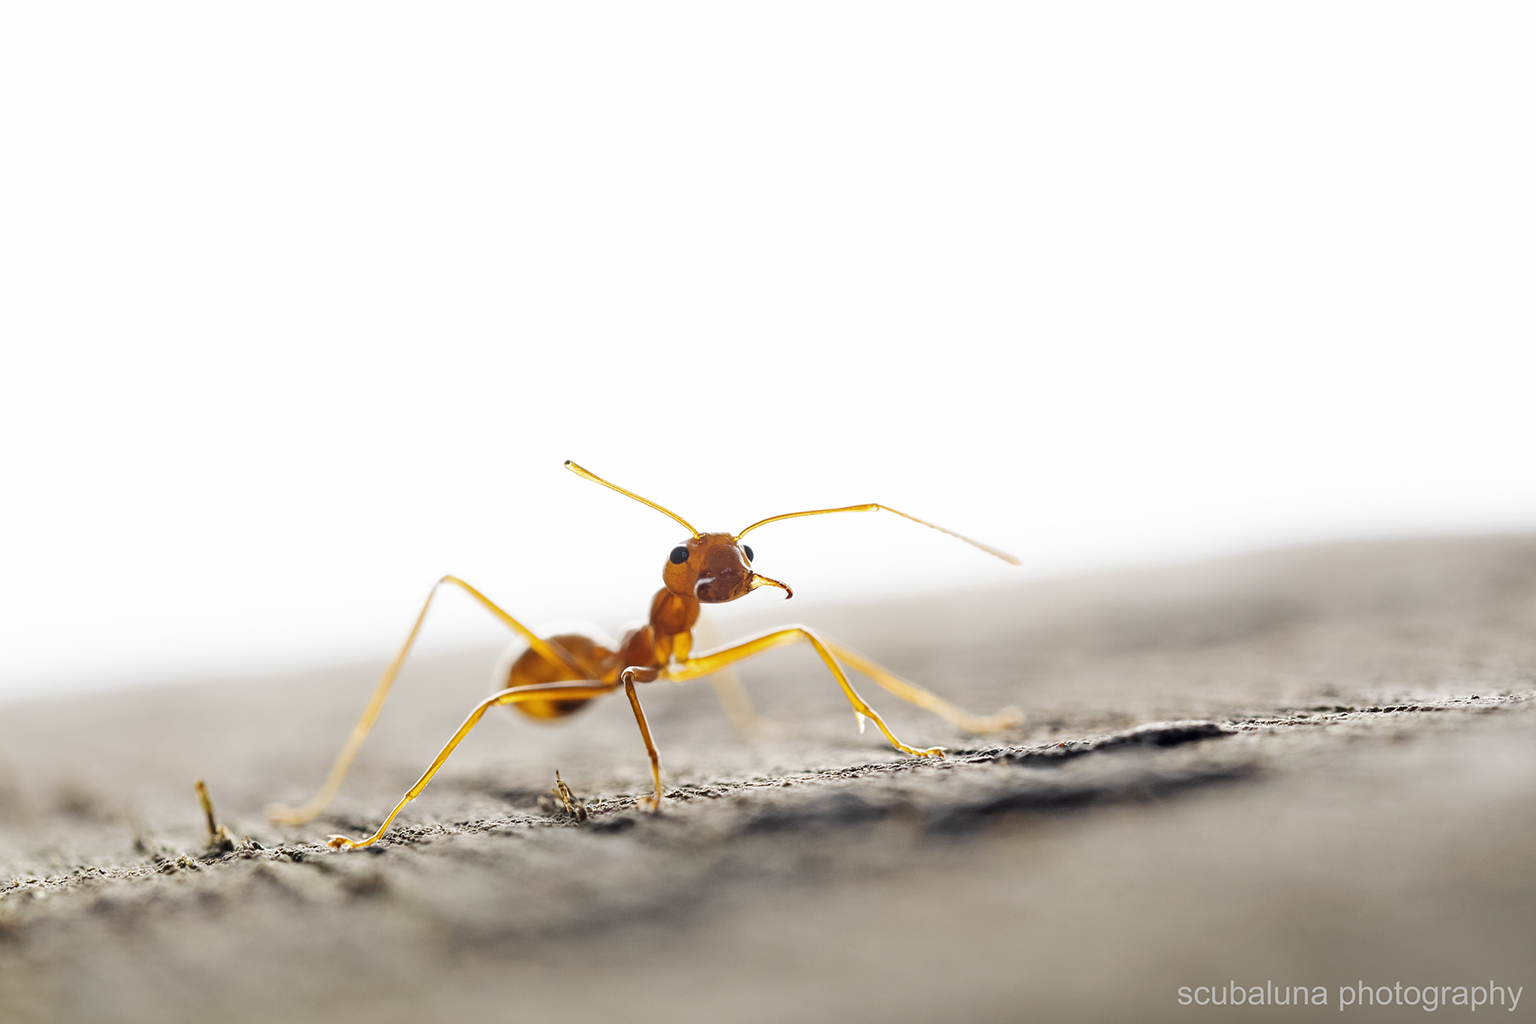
[267,461,1023,850]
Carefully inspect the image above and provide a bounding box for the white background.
[2,4,1532,701]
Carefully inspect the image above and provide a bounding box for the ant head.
[564,459,1017,608]
[662,533,790,604]
[564,461,791,606]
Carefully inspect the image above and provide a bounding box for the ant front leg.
[693,612,765,739]
[822,641,1024,734]
[663,626,945,758]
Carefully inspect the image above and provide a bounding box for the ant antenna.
[736,504,1021,566]
[564,461,701,538]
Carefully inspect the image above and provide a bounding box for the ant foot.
[982,706,1026,732]
[265,803,308,827]
[637,794,662,813]
[326,835,359,851]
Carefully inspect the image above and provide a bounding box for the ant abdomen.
[492,625,616,720]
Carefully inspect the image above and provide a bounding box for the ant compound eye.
[669,545,690,564]
[742,545,754,563]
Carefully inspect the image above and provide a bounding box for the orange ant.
[268,461,1023,850]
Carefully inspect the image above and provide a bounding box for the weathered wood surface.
[1,536,1533,1022]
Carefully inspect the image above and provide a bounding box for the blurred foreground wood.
[1,536,1533,1022]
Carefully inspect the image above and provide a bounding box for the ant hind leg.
[326,680,619,850]
[268,575,586,827]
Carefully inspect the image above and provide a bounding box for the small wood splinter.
[552,771,588,822]
[267,461,1024,852]
[195,779,238,853]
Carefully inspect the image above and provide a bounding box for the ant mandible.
[268,461,1023,850]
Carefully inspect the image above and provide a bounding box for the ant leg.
[692,612,763,738]
[824,641,1024,734]
[326,680,618,850]
[663,626,945,758]
[269,575,585,826]
[621,669,665,811]
[707,675,764,738]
